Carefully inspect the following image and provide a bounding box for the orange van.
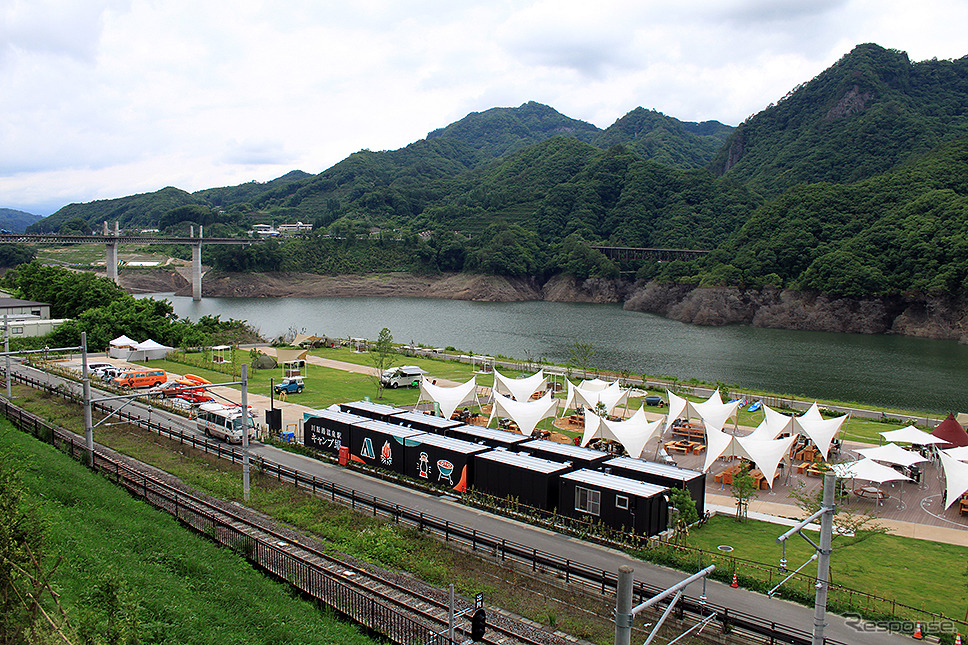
[112,369,167,389]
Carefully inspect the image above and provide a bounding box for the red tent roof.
[932,413,968,448]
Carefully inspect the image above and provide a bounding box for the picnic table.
[855,486,888,504]
[664,440,705,455]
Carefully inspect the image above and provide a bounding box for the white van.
[195,403,257,444]
[380,365,426,389]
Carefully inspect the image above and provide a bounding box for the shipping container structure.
[339,400,406,422]
[558,469,670,537]
[403,433,488,493]
[473,450,572,510]
[390,410,463,434]
[445,425,532,449]
[303,408,368,455]
[602,457,706,514]
[520,439,611,471]
[350,420,423,475]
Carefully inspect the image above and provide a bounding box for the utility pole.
[241,363,250,502]
[81,332,94,466]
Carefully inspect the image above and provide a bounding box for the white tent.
[855,443,927,468]
[666,389,740,434]
[130,338,171,361]
[108,334,138,359]
[880,425,946,446]
[419,376,478,421]
[943,446,968,461]
[939,451,968,509]
[578,378,612,392]
[701,424,751,472]
[564,381,629,416]
[488,390,558,437]
[492,369,546,401]
[793,410,848,461]
[745,404,796,441]
[831,458,911,484]
[738,434,798,488]
[580,407,663,458]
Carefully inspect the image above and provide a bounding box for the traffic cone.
[730,573,738,588]
[912,621,923,639]
[955,633,961,645]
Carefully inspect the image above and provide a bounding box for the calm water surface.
[144,294,968,413]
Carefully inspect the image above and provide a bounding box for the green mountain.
[594,108,732,169]
[0,208,43,233]
[27,186,204,234]
[701,138,968,296]
[712,43,968,197]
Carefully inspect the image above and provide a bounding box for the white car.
[85,362,113,375]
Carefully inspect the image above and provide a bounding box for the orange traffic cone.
[912,621,923,639]
[730,573,738,588]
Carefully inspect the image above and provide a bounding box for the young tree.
[569,340,595,379]
[370,327,396,399]
[731,463,757,522]
[668,487,699,545]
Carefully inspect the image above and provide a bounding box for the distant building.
[0,298,67,337]
[276,221,313,234]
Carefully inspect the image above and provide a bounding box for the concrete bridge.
[0,222,253,301]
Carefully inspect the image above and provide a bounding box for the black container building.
[520,439,611,471]
[402,433,488,493]
[339,400,406,422]
[446,425,531,449]
[558,469,670,536]
[602,457,706,514]
[390,410,463,434]
[303,408,367,455]
[473,450,571,510]
[350,420,424,475]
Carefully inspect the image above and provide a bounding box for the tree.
[569,340,595,379]
[369,328,396,399]
[788,477,885,538]
[730,463,757,521]
[668,487,699,545]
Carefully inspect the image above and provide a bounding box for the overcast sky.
[2,0,966,216]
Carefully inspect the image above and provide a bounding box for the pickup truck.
[274,377,304,394]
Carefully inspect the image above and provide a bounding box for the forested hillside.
[712,43,968,197]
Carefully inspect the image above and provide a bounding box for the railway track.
[102,443,570,645]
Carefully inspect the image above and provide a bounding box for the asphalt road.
[12,360,912,645]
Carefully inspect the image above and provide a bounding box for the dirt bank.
[119,269,968,342]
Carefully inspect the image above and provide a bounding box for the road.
[15,359,913,644]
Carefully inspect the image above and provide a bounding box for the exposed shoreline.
[119,268,968,343]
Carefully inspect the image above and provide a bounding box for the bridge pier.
[191,242,202,301]
[103,221,120,285]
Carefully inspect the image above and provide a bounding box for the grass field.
[1,423,379,645]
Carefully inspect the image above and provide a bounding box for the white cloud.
[0,0,965,215]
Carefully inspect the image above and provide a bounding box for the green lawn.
[1,423,378,645]
[679,515,968,622]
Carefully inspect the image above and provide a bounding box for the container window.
[575,486,601,516]
[615,494,629,510]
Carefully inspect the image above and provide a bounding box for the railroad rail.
[2,367,860,645]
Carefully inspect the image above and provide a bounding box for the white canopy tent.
[419,376,478,421]
[701,424,751,472]
[488,390,558,437]
[492,369,546,401]
[943,446,968,461]
[745,404,796,441]
[832,458,911,486]
[701,424,795,487]
[580,407,663,458]
[939,451,968,509]
[107,334,138,359]
[793,405,848,461]
[879,425,947,446]
[130,338,171,361]
[564,381,629,416]
[855,443,928,468]
[578,378,612,392]
[666,389,740,434]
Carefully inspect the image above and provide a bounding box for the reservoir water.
[146,294,968,413]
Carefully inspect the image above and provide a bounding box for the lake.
[143,294,968,413]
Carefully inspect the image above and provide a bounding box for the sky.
[1,1,966,216]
